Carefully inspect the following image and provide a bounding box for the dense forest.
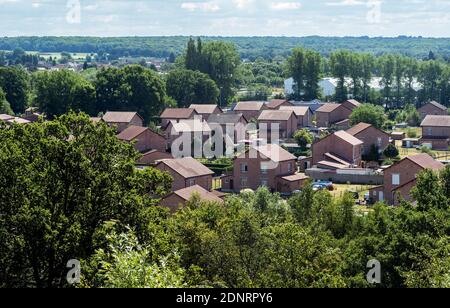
[2,36,450,60]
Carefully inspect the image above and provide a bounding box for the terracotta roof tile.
[267,99,290,109]
[346,122,373,136]
[158,157,214,178]
[173,185,223,203]
[421,115,450,127]
[103,112,142,123]
[234,101,266,111]
[279,106,311,117]
[406,154,445,170]
[316,103,341,113]
[258,110,295,121]
[160,108,196,119]
[334,130,364,146]
[117,125,148,141]
[189,104,221,114]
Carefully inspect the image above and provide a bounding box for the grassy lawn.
[395,140,450,159]
[330,184,375,199]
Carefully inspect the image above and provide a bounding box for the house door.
[379,191,384,202]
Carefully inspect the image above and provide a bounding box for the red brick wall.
[312,134,362,166]
[155,163,213,192]
[418,105,447,119]
[354,127,390,156]
[382,160,423,205]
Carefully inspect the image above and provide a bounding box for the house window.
[392,174,400,186]
[377,137,382,147]
[261,162,269,174]
[189,179,196,186]
[287,163,293,173]
[241,163,248,173]
[427,128,432,136]
[261,180,268,187]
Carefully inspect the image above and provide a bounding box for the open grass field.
[330,184,375,199]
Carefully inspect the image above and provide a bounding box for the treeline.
[1,113,449,288]
[287,48,450,107]
[2,36,450,61]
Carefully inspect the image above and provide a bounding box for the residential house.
[160,108,198,127]
[418,101,448,120]
[257,110,297,140]
[155,157,215,192]
[137,150,173,166]
[117,125,167,153]
[312,131,363,169]
[346,122,390,157]
[164,119,212,156]
[369,154,444,205]
[279,106,313,128]
[342,99,361,111]
[207,113,249,144]
[189,104,222,120]
[315,103,353,128]
[233,101,268,121]
[102,111,144,133]
[266,99,293,110]
[420,115,450,150]
[160,185,224,213]
[222,144,310,194]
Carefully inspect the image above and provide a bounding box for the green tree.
[95,65,168,124]
[348,53,363,99]
[0,113,172,287]
[349,104,386,129]
[330,50,351,102]
[0,88,13,115]
[34,70,96,119]
[379,55,396,106]
[383,143,400,159]
[166,69,219,108]
[0,66,30,114]
[293,129,313,150]
[361,53,375,103]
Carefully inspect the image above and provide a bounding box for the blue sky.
[0,0,450,37]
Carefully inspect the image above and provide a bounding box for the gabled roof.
[266,99,291,109]
[334,130,364,146]
[344,99,362,109]
[421,115,450,127]
[258,110,295,121]
[279,106,311,117]
[160,108,197,119]
[316,103,341,113]
[207,113,248,125]
[278,174,310,182]
[103,111,143,123]
[7,117,31,124]
[252,144,296,162]
[189,104,222,114]
[157,157,214,178]
[346,122,374,136]
[171,185,223,203]
[234,101,266,111]
[405,154,445,170]
[420,101,447,111]
[117,125,148,141]
[168,120,211,133]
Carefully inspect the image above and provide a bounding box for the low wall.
[306,168,384,185]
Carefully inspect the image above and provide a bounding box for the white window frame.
[392,174,400,186]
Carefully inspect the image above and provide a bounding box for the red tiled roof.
[334,130,364,146]
[421,115,450,127]
[345,99,362,108]
[316,103,341,113]
[103,111,142,123]
[279,106,311,117]
[406,154,445,170]
[278,174,310,182]
[172,185,223,203]
[189,104,221,114]
[253,144,296,162]
[158,157,214,178]
[117,125,148,141]
[346,122,373,136]
[234,101,266,111]
[160,108,196,119]
[258,110,295,121]
[267,99,290,109]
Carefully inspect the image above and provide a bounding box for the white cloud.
[181,2,220,12]
[270,2,302,10]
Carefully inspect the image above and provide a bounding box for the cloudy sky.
[1,0,450,37]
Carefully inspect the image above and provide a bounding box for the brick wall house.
[221,144,309,194]
[233,101,268,122]
[312,131,363,168]
[418,101,448,120]
[189,104,223,120]
[117,125,167,153]
[160,185,224,213]
[155,157,214,192]
[369,154,444,205]
[160,108,198,127]
[420,115,450,150]
[346,122,390,156]
[279,106,313,128]
[257,110,298,140]
[315,103,352,128]
[102,112,144,133]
